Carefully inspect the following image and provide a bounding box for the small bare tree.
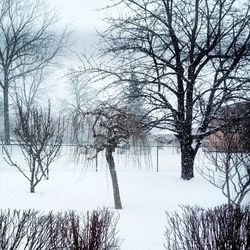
[73,103,147,209]
[3,104,64,193]
[199,122,250,205]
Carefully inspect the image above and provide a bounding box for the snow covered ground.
[0,146,228,250]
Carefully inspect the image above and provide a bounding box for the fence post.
[156,145,159,172]
[96,152,98,172]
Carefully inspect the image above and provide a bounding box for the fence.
[0,142,181,172]
[95,145,181,172]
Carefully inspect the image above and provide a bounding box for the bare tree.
[3,103,64,193]
[68,73,96,111]
[79,0,250,180]
[0,0,69,144]
[12,68,46,113]
[203,150,250,205]
[124,73,147,120]
[198,112,250,205]
[72,103,147,209]
[65,73,97,144]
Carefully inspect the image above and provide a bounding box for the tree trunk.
[225,154,231,205]
[30,185,35,193]
[30,159,36,193]
[105,147,122,209]
[3,85,10,144]
[180,140,196,180]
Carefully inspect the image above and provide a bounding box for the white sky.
[46,0,111,107]
[50,0,108,32]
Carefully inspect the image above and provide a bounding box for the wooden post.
[96,152,98,172]
[156,145,159,172]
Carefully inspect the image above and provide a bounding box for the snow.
[0,146,228,250]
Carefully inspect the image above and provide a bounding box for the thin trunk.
[225,155,231,205]
[30,160,36,193]
[3,85,10,144]
[180,140,196,180]
[46,167,49,180]
[105,147,122,209]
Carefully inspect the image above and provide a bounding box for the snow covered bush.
[0,208,120,250]
[164,205,249,250]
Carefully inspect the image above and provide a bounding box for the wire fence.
[0,142,182,172]
[71,144,182,172]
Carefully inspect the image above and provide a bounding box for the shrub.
[164,205,250,250]
[0,208,120,250]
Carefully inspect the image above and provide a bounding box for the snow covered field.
[0,146,228,250]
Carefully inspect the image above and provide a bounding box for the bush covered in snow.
[0,208,120,250]
[164,204,249,250]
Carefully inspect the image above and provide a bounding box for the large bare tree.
[0,0,69,144]
[80,0,250,180]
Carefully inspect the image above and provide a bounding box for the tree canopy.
[80,0,250,179]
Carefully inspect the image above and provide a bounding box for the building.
[205,102,250,152]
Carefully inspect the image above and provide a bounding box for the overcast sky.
[50,0,108,31]
[47,0,110,108]
[49,0,114,58]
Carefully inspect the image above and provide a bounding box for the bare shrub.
[164,205,250,250]
[0,210,32,249]
[60,209,120,250]
[199,119,250,205]
[200,149,250,205]
[0,209,120,250]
